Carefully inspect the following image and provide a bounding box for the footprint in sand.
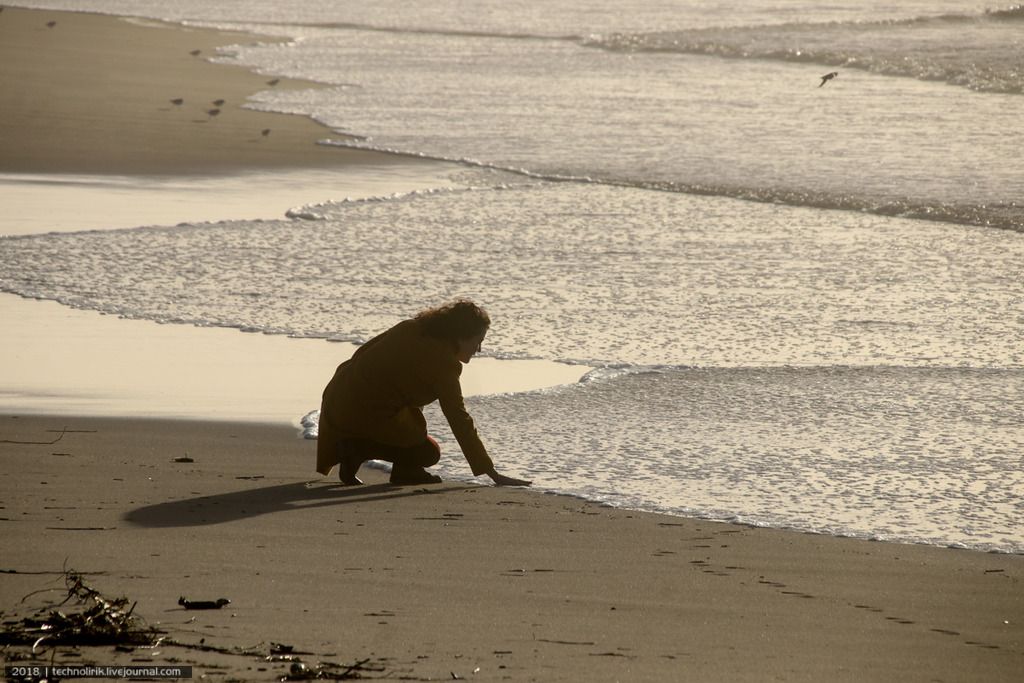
[780,591,815,599]
[853,604,885,613]
[930,628,960,636]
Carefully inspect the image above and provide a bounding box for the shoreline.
[1,414,1021,682]
[0,7,588,415]
[0,165,463,236]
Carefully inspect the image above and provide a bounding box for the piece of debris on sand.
[0,570,162,650]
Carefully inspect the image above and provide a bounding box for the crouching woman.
[316,300,531,487]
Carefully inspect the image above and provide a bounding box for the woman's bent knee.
[419,436,441,467]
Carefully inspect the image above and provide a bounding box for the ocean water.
[4,0,1023,552]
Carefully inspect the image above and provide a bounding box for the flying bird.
[818,71,839,87]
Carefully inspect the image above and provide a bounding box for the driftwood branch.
[1,428,97,448]
[0,426,67,445]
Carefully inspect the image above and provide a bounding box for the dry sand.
[1,415,1021,682]
[1,7,1022,682]
[0,7,399,174]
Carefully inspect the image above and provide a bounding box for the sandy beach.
[0,6,400,174]
[2,415,1021,682]
[1,7,1022,682]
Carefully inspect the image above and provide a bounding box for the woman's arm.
[435,372,530,485]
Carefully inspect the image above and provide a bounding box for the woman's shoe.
[338,441,364,486]
[389,465,442,485]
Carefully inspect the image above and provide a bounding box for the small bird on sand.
[170,98,184,106]
[46,20,57,28]
[207,108,220,117]
[212,99,225,106]
[261,128,271,136]
[190,49,201,56]
[266,78,280,86]
[818,71,839,87]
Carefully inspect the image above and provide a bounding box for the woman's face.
[456,329,487,364]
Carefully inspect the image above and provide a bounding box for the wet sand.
[0,294,588,423]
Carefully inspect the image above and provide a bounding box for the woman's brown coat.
[316,318,494,476]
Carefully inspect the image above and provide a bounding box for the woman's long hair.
[415,299,490,343]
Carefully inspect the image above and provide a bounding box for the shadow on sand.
[123,480,475,528]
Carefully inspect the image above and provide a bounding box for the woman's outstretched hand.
[487,469,532,487]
